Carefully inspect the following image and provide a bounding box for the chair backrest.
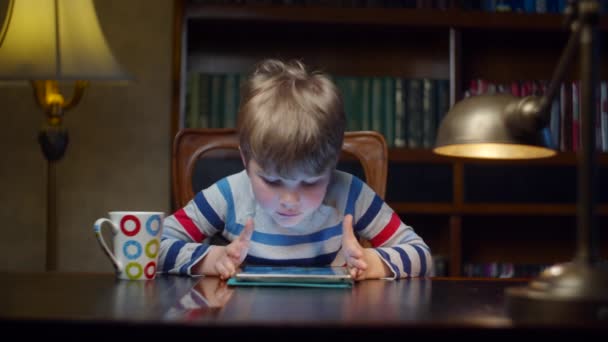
[172,128,388,209]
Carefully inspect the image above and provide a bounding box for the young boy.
[159,59,432,280]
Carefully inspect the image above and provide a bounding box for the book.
[394,78,406,147]
[560,82,573,151]
[601,81,608,151]
[405,78,423,148]
[421,78,438,148]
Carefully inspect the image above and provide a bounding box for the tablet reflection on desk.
[112,279,161,319]
[163,276,432,323]
[164,276,234,320]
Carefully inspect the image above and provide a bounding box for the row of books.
[190,0,608,14]
[184,72,450,148]
[475,0,571,14]
[336,76,449,148]
[463,262,550,278]
[432,257,550,278]
[465,78,608,152]
[184,72,244,130]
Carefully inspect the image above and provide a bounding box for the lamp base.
[505,261,608,323]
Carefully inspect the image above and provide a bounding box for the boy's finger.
[350,258,367,270]
[223,259,236,277]
[238,217,255,242]
[216,262,228,280]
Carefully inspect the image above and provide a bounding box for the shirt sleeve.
[158,180,229,276]
[350,177,433,279]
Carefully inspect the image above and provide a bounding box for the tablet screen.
[234,265,353,284]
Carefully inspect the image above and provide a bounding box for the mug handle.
[94,218,123,273]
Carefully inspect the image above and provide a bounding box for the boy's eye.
[303,181,318,186]
[262,177,281,185]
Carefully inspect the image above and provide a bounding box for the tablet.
[234,265,353,284]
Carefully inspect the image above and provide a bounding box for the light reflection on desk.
[165,277,436,323]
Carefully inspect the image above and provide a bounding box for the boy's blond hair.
[237,59,345,178]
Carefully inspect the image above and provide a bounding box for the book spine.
[185,72,200,128]
[421,78,438,149]
[394,78,406,147]
[601,81,608,151]
[572,80,580,152]
[406,79,423,148]
[371,77,383,133]
[560,82,573,151]
[383,77,396,147]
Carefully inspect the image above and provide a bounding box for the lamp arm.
[508,19,582,135]
[31,80,89,114]
[535,20,582,123]
[63,81,89,111]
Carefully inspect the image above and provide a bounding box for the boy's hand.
[199,217,255,279]
[341,214,368,280]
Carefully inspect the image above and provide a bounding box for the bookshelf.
[171,1,608,277]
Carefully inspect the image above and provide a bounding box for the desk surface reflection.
[0,272,605,338]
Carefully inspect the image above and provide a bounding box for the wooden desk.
[0,272,605,338]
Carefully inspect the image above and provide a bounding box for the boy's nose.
[279,189,300,207]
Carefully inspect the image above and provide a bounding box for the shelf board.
[391,202,608,216]
[185,5,608,31]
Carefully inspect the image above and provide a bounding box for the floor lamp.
[0,0,130,271]
[434,0,607,322]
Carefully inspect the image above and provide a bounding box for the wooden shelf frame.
[171,1,608,277]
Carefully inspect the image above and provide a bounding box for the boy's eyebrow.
[257,171,323,182]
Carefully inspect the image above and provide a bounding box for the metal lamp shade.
[434,94,556,159]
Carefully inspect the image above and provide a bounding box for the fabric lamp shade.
[0,0,129,81]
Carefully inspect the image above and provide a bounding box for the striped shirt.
[159,170,432,278]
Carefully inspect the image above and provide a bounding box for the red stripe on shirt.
[175,208,205,242]
[369,212,400,247]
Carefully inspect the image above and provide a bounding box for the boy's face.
[246,158,331,228]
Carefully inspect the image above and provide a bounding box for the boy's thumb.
[342,214,355,239]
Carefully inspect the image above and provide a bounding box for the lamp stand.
[46,160,58,271]
[34,81,86,272]
[505,0,608,322]
[39,124,68,272]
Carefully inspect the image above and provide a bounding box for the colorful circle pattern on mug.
[119,214,162,280]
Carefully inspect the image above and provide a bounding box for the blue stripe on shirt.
[376,248,401,278]
[412,243,430,253]
[354,194,382,233]
[244,251,338,266]
[217,178,235,229]
[345,176,362,216]
[411,244,427,276]
[163,240,186,273]
[193,191,223,231]
[179,243,209,275]
[393,246,412,276]
[226,222,342,246]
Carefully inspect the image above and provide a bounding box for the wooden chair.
[172,128,388,209]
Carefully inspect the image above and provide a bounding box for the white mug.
[94,211,164,280]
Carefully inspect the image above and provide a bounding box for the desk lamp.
[0,0,131,271]
[434,0,608,322]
